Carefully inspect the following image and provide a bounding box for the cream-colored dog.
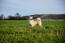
[29,16,42,27]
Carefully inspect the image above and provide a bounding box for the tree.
[0,14,4,20]
[15,13,20,20]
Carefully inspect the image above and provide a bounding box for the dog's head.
[29,16,33,20]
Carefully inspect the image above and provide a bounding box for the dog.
[29,16,42,27]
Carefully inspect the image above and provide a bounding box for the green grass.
[0,20,65,43]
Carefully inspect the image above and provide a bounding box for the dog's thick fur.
[29,16,42,27]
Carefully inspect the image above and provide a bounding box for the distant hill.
[23,14,65,20]
[0,14,65,20]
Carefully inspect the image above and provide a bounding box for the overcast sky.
[0,0,65,17]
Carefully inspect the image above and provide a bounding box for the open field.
[0,20,65,43]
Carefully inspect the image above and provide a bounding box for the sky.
[0,0,65,17]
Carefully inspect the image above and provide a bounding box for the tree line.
[0,13,28,20]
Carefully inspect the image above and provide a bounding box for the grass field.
[0,20,65,43]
